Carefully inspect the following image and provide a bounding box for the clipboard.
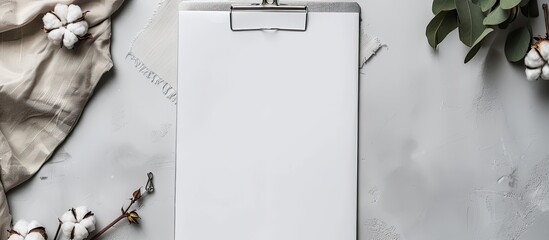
[177,1,360,239]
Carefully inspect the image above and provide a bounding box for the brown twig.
[541,3,549,38]
[52,220,62,240]
[89,214,126,240]
[89,196,138,240]
[77,33,93,41]
[86,173,153,239]
[89,185,147,239]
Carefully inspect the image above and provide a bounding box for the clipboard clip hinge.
[261,0,279,6]
[230,1,308,31]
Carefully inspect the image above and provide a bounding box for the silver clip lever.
[230,0,308,31]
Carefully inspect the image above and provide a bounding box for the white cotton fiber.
[525,48,545,69]
[67,4,84,23]
[61,221,76,239]
[24,232,45,240]
[12,220,29,238]
[541,64,549,80]
[526,68,541,81]
[63,30,78,49]
[60,209,77,223]
[54,4,69,23]
[47,27,65,46]
[67,21,88,36]
[74,206,89,221]
[26,221,42,233]
[540,41,549,61]
[72,224,90,240]
[79,215,96,232]
[7,235,24,240]
[42,13,62,30]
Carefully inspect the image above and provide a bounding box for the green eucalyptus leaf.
[505,27,532,62]
[426,10,459,49]
[483,5,510,25]
[520,0,539,17]
[499,7,519,29]
[464,44,482,63]
[500,0,522,9]
[479,0,497,12]
[456,0,486,46]
[465,28,494,63]
[433,0,456,14]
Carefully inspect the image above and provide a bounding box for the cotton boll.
[43,3,89,49]
[42,13,63,30]
[8,220,46,240]
[63,29,78,49]
[12,220,29,237]
[60,207,96,239]
[66,21,88,37]
[526,68,542,81]
[525,48,545,68]
[67,4,83,23]
[24,232,45,240]
[54,3,69,23]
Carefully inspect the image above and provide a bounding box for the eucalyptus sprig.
[427,0,539,63]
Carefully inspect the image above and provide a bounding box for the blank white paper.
[177,3,359,240]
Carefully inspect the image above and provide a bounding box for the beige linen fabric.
[0,0,124,238]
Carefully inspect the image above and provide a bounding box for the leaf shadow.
[481,41,549,108]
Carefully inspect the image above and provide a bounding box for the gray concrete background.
[9,0,549,239]
[361,1,549,240]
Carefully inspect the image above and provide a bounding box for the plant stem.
[53,220,61,240]
[88,174,153,240]
[89,214,127,240]
[124,199,136,213]
[89,199,137,240]
[541,3,549,38]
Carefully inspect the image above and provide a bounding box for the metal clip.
[261,0,279,6]
[146,172,155,193]
[230,1,308,31]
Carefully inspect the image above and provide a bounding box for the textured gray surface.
[8,0,549,239]
[360,1,549,240]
